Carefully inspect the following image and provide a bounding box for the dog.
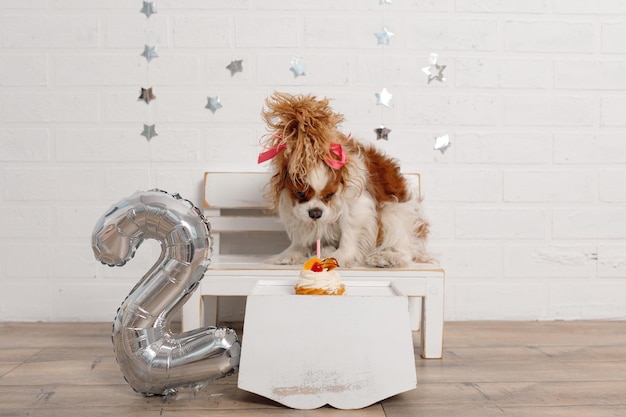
[258,92,431,268]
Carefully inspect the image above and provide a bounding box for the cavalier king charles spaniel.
[258,92,431,268]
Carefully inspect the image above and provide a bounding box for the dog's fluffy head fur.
[261,93,356,210]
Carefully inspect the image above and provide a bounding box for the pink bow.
[258,139,348,169]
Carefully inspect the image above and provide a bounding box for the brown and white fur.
[261,92,431,268]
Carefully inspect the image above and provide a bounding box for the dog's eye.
[323,192,335,201]
[294,191,307,200]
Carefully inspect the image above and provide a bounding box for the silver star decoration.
[380,0,392,4]
[205,96,222,114]
[422,53,447,84]
[141,45,158,63]
[434,134,452,154]
[375,27,394,45]
[138,87,156,104]
[140,1,157,18]
[289,58,306,78]
[141,124,158,141]
[226,59,243,76]
[375,88,392,107]
[374,126,391,140]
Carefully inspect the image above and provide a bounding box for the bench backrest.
[203,171,421,255]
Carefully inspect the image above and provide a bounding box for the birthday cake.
[295,257,346,296]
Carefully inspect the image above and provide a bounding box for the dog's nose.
[308,208,323,220]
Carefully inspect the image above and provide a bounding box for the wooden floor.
[0,321,625,416]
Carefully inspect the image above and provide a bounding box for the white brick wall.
[1,1,626,322]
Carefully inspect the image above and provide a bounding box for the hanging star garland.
[140,1,157,18]
[374,126,391,140]
[434,134,452,153]
[141,124,158,141]
[374,27,394,45]
[140,45,158,63]
[375,88,392,107]
[138,87,156,104]
[289,58,306,78]
[205,96,222,114]
[422,53,447,84]
[226,59,243,76]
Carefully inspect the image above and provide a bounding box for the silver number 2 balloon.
[92,189,240,396]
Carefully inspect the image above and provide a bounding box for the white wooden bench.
[181,171,445,359]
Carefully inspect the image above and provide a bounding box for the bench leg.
[204,295,218,327]
[408,297,422,331]
[420,278,444,359]
[181,290,202,332]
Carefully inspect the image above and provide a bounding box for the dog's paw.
[264,253,308,265]
[366,250,411,268]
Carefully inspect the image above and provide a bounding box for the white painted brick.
[357,1,449,12]
[600,96,626,126]
[420,205,454,240]
[52,55,142,86]
[554,133,626,164]
[1,15,98,48]
[421,169,501,202]
[235,15,298,48]
[504,21,594,53]
[156,91,264,124]
[373,130,452,165]
[205,127,257,166]
[356,54,432,87]
[0,129,49,161]
[553,208,626,239]
[406,94,499,126]
[5,243,51,278]
[504,245,597,278]
[103,90,145,123]
[0,207,50,238]
[503,95,596,126]
[104,15,169,48]
[456,0,549,13]
[157,0,250,9]
[2,92,99,123]
[51,282,130,322]
[0,0,46,7]
[504,170,595,202]
[104,168,151,201]
[51,243,101,279]
[455,132,552,164]
[456,208,546,239]
[305,16,402,49]
[546,282,626,320]
[0,283,51,321]
[153,168,207,205]
[257,54,350,86]
[0,55,47,86]
[205,54,251,86]
[150,127,202,162]
[555,61,626,90]
[5,168,101,201]
[554,0,626,14]
[150,55,201,86]
[597,245,626,278]
[602,22,626,54]
[432,244,503,278]
[260,0,352,10]
[52,0,133,8]
[599,170,626,202]
[174,15,231,48]
[451,280,549,320]
[455,58,552,89]
[56,129,149,162]
[57,206,107,238]
[407,19,498,50]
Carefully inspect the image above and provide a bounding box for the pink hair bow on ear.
[325,143,347,169]
[257,143,286,164]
